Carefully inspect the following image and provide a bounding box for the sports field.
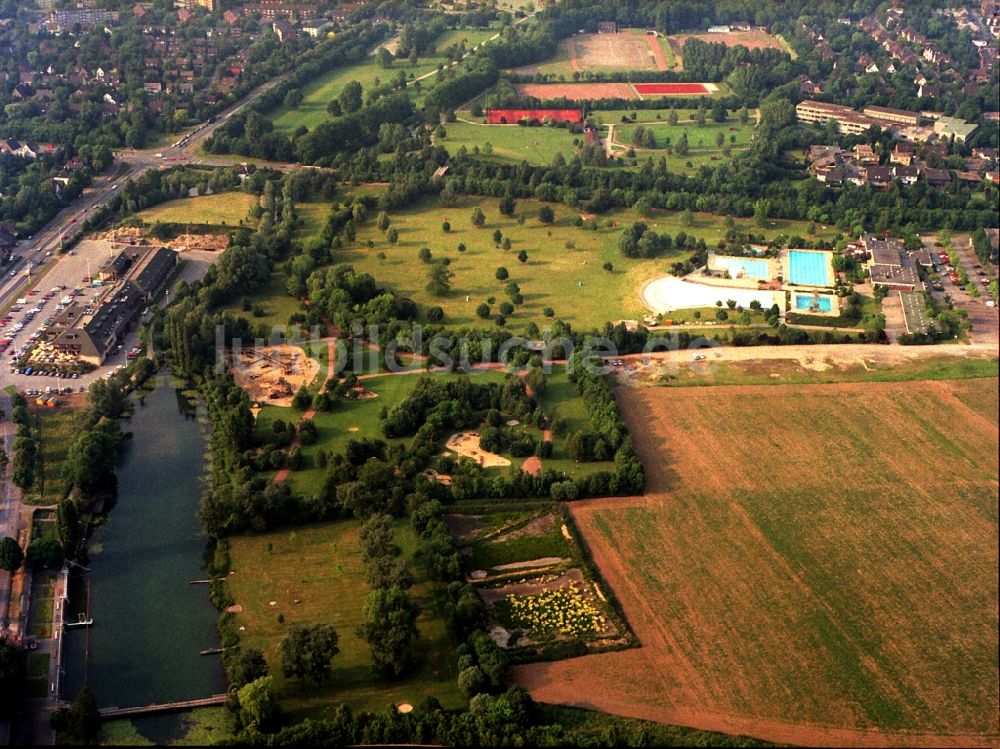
[441,120,583,165]
[511,378,999,746]
[135,192,257,226]
[510,29,677,76]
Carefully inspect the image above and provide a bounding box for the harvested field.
[229,345,320,406]
[515,82,638,101]
[512,378,999,747]
[569,31,669,72]
[445,431,511,467]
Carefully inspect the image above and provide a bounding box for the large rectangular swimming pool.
[788,250,832,286]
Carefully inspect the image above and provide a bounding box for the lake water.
[62,375,224,742]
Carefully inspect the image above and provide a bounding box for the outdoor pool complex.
[713,255,771,280]
[788,250,833,286]
[794,294,833,312]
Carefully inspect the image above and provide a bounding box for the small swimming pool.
[794,294,833,313]
[713,256,770,280]
[788,250,832,286]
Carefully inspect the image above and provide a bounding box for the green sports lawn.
[270,27,499,133]
[440,120,584,165]
[135,192,257,226]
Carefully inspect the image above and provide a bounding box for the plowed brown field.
[511,378,1000,747]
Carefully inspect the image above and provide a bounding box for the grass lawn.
[135,193,257,227]
[27,652,50,678]
[25,679,49,698]
[28,597,53,638]
[613,115,754,150]
[220,269,301,330]
[227,520,465,719]
[29,407,87,505]
[466,511,571,570]
[270,27,498,133]
[441,120,583,166]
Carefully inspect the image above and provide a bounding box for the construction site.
[228,344,320,406]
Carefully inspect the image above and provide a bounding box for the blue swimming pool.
[794,294,833,312]
[788,250,832,286]
[716,256,770,280]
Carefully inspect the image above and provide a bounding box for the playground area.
[445,431,512,467]
[229,344,320,406]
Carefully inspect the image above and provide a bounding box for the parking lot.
[898,290,931,334]
[0,239,144,395]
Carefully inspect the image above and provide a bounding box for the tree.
[476,303,491,319]
[358,587,419,678]
[292,386,311,410]
[377,47,394,68]
[338,81,363,114]
[680,208,694,228]
[753,199,771,228]
[668,108,678,126]
[0,537,24,573]
[426,264,453,296]
[0,638,25,719]
[225,647,270,690]
[499,191,516,216]
[418,247,433,263]
[387,227,399,244]
[26,539,63,568]
[538,205,554,224]
[715,130,725,148]
[517,250,528,263]
[492,229,503,246]
[471,206,485,227]
[280,624,340,685]
[495,267,509,281]
[283,88,304,109]
[67,687,100,744]
[377,211,390,231]
[237,676,280,732]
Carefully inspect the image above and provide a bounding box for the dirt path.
[272,338,335,485]
[641,30,670,70]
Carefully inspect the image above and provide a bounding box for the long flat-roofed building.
[795,100,878,135]
[47,246,177,365]
[863,105,921,126]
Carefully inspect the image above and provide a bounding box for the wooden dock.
[98,694,228,719]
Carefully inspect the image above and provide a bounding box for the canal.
[62,375,225,741]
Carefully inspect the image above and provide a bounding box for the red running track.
[633,83,712,95]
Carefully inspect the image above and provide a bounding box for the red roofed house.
[486,108,583,125]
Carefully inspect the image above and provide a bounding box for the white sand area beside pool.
[643,275,781,313]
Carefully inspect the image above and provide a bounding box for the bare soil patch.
[445,431,511,467]
[569,30,668,71]
[229,345,320,406]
